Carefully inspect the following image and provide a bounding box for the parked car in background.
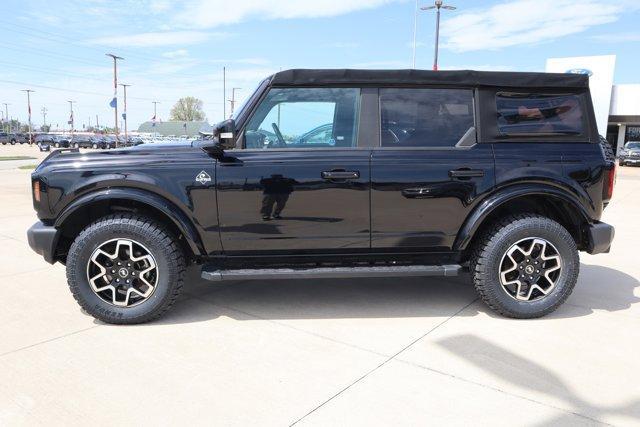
[34,134,53,151]
[51,135,71,148]
[619,141,640,166]
[69,135,92,148]
[0,132,29,145]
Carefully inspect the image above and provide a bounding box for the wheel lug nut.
[111,269,115,273]
[131,272,135,276]
[117,262,121,266]
[116,278,120,282]
[126,279,130,283]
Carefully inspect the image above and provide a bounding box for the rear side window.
[496,93,584,136]
[380,88,474,147]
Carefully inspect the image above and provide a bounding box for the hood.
[34,141,201,174]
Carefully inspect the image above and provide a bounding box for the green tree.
[169,97,206,121]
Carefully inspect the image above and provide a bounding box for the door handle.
[321,170,360,180]
[449,169,484,179]
[401,187,432,198]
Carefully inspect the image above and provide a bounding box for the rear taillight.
[33,180,40,203]
[606,164,616,200]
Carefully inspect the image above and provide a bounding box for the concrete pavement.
[0,144,639,426]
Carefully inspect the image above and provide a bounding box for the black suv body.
[27,69,616,324]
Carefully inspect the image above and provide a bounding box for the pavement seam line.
[0,325,100,358]
[393,359,611,426]
[289,297,479,426]
[181,292,389,358]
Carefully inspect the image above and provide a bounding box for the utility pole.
[119,83,131,143]
[412,0,419,68]
[152,101,160,138]
[67,100,76,134]
[229,87,241,117]
[41,106,47,128]
[96,115,99,131]
[222,66,226,121]
[106,53,124,146]
[421,0,456,71]
[21,89,34,143]
[2,103,9,133]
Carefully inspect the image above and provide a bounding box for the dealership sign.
[546,55,616,134]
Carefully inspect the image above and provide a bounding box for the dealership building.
[547,55,639,155]
[607,84,640,154]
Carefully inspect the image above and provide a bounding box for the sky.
[1,0,639,131]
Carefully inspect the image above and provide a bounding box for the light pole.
[67,100,76,134]
[152,101,160,138]
[421,0,456,71]
[41,106,47,129]
[106,53,124,146]
[119,83,131,143]
[2,103,9,133]
[21,89,34,143]
[229,87,241,117]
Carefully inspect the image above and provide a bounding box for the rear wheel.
[54,142,60,148]
[10,139,16,145]
[92,143,98,149]
[66,214,186,324]
[471,214,579,318]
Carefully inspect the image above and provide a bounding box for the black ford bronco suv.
[27,69,616,324]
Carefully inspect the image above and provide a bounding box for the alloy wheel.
[499,237,562,301]
[86,238,159,307]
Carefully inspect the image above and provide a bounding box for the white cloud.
[591,32,640,43]
[441,0,629,52]
[88,31,225,47]
[176,0,400,28]
[162,49,189,58]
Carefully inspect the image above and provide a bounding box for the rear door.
[216,87,372,254]
[371,87,495,251]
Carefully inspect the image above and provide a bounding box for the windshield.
[625,141,640,150]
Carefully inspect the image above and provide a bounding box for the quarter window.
[379,88,474,147]
[496,93,584,136]
[244,88,359,149]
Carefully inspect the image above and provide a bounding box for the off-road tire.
[471,214,579,318]
[66,214,185,324]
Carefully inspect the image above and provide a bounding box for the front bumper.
[27,221,60,264]
[621,157,640,165]
[586,221,615,255]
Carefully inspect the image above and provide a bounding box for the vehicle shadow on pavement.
[155,263,639,324]
[436,334,640,424]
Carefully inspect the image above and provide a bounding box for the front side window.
[496,93,584,136]
[244,87,359,149]
[380,88,474,147]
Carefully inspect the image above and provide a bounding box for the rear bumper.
[586,221,615,255]
[27,221,59,264]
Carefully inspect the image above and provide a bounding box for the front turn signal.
[33,180,40,203]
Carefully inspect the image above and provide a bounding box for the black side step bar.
[201,264,462,281]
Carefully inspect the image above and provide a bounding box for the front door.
[371,87,495,251]
[216,87,371,254]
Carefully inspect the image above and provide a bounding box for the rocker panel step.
[201,264,462,281]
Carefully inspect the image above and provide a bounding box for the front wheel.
[66,214,186,324]
[471,215,579,318]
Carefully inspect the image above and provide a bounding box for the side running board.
[201,264,461,281]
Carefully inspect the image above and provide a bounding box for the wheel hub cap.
[499,237,562,302]
[86,238,159,307]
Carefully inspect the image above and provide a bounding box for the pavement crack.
[289,297,478,426]
[0,325,100,358]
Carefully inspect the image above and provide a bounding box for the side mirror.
[214,119,236,143]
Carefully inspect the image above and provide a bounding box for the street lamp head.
[442,5,456,10]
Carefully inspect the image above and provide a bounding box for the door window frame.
[372,85,479,151]
[236,86,372,152]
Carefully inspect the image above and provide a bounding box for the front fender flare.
[54,187,204,256]
[453,184,592,251]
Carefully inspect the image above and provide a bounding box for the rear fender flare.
[453,184,591,251]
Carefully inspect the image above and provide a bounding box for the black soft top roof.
[270,69,588,89]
